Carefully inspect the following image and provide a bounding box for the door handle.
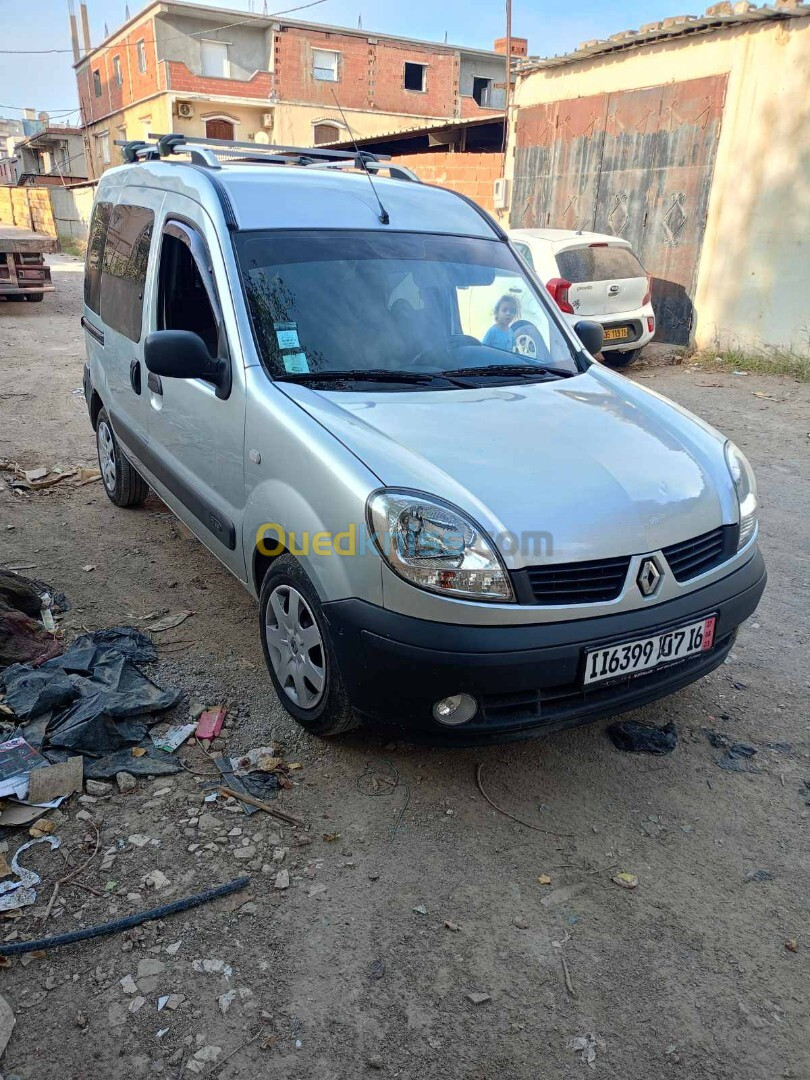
[147,372,163,395]
[130,359,141,394]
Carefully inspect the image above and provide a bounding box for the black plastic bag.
[607,720,678,755]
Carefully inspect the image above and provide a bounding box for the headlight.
[724,441,757,549]
[366,489,514,602]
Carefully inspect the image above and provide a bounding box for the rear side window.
[84,200,112,314]
[513,241,535,270]
[99,204,154,341]
[556,245,645,283]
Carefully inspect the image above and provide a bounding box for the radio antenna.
[330,89,389,225]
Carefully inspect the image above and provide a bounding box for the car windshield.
[235,230,582,388]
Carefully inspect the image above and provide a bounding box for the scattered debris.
[231,746,282,775]
[196,707,226,740]
[785,939,798,953]
[274,870,290,890]
[444,920,461,932]
[607,720,678,754]
[0,627,182,756]
[413,904,428,916]
[116,772,137,794]
[368,959,385,980]
[85,779,112,797]
[560,954,577,998]
[466,992,491,1005]
[537,874,552,886]
[513,917,529,929]
[27,756,83,804]
[715,742,761,773]
[0,835,61,911]
[744,869,774,883]
[612,872,639,891]
[216,785,307,828]
[150,722,196,754]
[568,1033,606,1069]
[0,568,66,667]
[146,610,195,633]
[0,875,250,956]
[0,994,14,1061]
[0,736,50,800]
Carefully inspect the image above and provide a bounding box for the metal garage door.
[511,75,727,344]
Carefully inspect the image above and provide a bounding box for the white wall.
[508,17,810,353]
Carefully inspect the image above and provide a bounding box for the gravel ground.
[0,257,807,1080]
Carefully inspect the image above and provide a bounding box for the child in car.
[483,295,518,353]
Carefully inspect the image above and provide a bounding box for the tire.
[96,407,149,508]
[604,348,640,369]
[23,293,44,303]
[4,296,25,302]
[259,554,358,737]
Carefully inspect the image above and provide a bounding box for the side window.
[84,200,112,314]
[157,229,219,358]
[99,203,154,342]
[513,241,535,270]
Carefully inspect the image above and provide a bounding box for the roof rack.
[115,133,419,182]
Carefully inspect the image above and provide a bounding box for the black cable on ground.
[0,875,251,957]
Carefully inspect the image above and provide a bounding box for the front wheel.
[96,407,149,507]
[259,555,358,737]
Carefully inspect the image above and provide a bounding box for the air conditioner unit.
[176,102,194,119]
[261,112,274,129]
[493,177,510,211]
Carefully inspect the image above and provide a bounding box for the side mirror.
[144,330,230,399]
[574,319,604,358]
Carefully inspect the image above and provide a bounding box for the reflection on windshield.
[236,230,581,386]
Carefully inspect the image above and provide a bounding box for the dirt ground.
[0,256,807,1080]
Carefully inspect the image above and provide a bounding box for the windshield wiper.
[443,363,575,380]
[276,368,448,385]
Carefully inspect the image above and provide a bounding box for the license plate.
[603,327,630,341]
[584,615,716,686]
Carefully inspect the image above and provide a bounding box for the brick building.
[74,0,523,176]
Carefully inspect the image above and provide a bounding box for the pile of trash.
[0,569,188,827]
[0,569,65,669]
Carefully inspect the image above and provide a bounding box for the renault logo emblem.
[637,557,663,597]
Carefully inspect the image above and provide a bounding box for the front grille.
[523,555,631,605]
[663,526,735,582]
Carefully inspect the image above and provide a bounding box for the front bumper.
[322,548,766,739]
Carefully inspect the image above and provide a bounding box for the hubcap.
[514,332,537,357]
[264,585,325,709]
[98,420,116,492]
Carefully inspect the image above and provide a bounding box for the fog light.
[432,693,477,726]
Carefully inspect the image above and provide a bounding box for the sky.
[0,0,712,122]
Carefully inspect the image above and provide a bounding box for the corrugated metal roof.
[517,2,810,73]
[324,112,505,149]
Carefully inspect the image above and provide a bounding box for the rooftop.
[518,1,810,73]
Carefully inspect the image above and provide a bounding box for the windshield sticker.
[274,322,301,350]
[282,352,310,374]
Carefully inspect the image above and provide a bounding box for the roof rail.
[147,132,391,166]
[117,133,420,183]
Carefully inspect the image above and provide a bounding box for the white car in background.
[509,229,656,367]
